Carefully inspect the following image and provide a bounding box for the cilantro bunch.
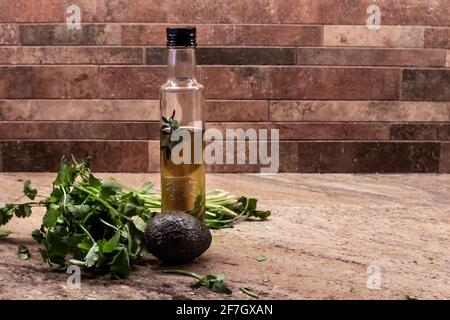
[0,157,271,279]
[31,158,152,278]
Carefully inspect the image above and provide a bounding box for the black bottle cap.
[166,27,197,48]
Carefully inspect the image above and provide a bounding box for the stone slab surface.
[1,173,449,300]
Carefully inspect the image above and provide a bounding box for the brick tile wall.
[0,0,449,173]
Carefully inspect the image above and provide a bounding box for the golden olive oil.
[160,127,205,221]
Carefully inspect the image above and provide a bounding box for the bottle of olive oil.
[160,27,205,221]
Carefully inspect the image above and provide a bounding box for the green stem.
[79,224,95,243]
[206,204,238,217]
[99,218,120,231]
[240,287,260,299]
[163,269,203,280]
[74,185,131,221]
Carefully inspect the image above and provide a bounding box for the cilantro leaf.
[15,204,32,218]
[31,229,44,244]
[100,232,121,254]
[0,204,15,225]
[192,273,233,295]
[350,287,360,293]
[67,204,90,219]
[87,174,102,190]
[109,247,131,278]
[0,230,10,238]
[23,180,37,200]
[131,216,147,233]
[53,158,74,187]
[43,207,60,228]
[84,243,100,268]
[256,255,267,262]
[101,180,122,197]
[165,270,233,295]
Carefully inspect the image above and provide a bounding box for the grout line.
[0,64,444,69]
[1,120,450,124]
[0,63,444,68]
[1,45,449,51]
[0,97,448,101]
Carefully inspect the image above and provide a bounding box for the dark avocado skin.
[144,212,212,264]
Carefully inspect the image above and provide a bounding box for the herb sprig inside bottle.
[160,110,183,160]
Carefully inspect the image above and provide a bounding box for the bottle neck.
[167,48,197,80]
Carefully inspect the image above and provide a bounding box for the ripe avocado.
[144,212,212,264]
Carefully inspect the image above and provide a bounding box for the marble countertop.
[1,173,449,299]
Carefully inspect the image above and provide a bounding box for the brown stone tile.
[19,24,121,45]
[148,140,160,172]
[297,142,440,173]
[126,24,321,46]
[375,0,450,26]
[206,122,389,140]
[275,0,371,24]
[201,66,268,99]
[278,142,299,173]
[0,67,100,98]
[95,47,143,64]
[202,67,400,100]
[0,0,65,22]
[207,141,298,173]
[101,66,165,99]
[269,101,450,122]
[197,25,321,47]
[0,140,148,172]
[391,124,450,141]
[205,100,268,122]
[439,143,450,173]
[0,47,143,64]
[121,25,167,46]
[167,0,279,23]
[402,69,450,101]
[0,100,159,121]
[0,24,18,44]
[447,51,450,67]
[323,26,425,48]
[167,0,450,26]
[145,47,167,65]
[146,47,297,65]
[425,28,450,49]
[280,0,450,25]
[76,0,167,22]
[0,99,268,122]
[297,48,446,67]
[0,122,160,140]
[198,47,296,65]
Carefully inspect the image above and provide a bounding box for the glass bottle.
[159,27,205,222]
